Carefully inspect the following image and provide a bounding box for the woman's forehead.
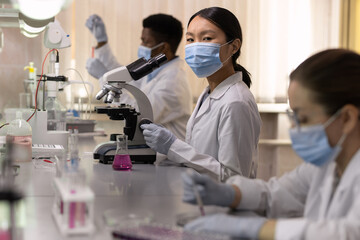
[288,80,317,112]
[187,16,222,33]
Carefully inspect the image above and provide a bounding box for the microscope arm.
[123,84,153,122]
[103,66,133,83]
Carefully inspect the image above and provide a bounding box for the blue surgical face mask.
[137,42,164,60]
[185,41,233,78]
[289,110,346,167]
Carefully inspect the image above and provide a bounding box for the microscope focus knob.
[138,118,153,132]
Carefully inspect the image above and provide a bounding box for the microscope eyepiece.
[148,53,167,67]
[126,53,168,80]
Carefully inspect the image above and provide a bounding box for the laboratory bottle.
[113,134,132,171]
[6,111,32,162]
[24,62,37,108]
[45,96,66,131]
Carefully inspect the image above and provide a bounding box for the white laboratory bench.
[14,121,200,240]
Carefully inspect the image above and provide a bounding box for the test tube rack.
[52,178,95,236]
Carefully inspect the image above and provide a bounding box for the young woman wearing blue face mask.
[141,7,261,181]
[181,49,360,240]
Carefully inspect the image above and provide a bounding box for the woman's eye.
[203,37,212,41]
[186,38,194,42]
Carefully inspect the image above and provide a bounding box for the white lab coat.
[227,149,360,240]
[95,44,192,140]
[167,72,261,181]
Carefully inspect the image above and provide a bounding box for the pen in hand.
[193,184,205,216]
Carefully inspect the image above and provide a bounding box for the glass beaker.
[112,134,132,171]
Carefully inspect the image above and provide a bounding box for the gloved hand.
[86,58,108,79]
[141,124,177,155]
[85,14,108,43]
[185,213,267,239]
[182,170,235,207]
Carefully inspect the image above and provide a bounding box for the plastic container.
[6,111,32,162]
[52,176,94,236]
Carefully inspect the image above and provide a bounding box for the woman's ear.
[231,39,241,54]
[341,104,359,134]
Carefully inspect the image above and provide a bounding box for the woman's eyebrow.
[186,30,216,36]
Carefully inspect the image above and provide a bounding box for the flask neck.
[115,135,128,155]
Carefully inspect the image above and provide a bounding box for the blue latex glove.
[141,124,177,155]
[85,14,108,43]
[182,170,235,207]
[86,58,108,79]
[185,213,266,239]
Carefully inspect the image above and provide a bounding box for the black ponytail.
[188,7,252,88]
[234,64,251,88]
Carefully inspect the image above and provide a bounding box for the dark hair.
[290,49,360,115]
[188,7,251,88]
[143,14,183,54]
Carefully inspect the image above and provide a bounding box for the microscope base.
[93,142,156,164]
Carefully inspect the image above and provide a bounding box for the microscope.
[93,54,167,164]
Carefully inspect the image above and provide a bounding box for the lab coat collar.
[193,72,243,120]
[209,71,243,100]
[318,149,360,218]
[331,149,360,195]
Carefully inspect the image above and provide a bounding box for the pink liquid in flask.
[112,154,132,171]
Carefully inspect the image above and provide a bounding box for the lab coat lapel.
[317,161,336,219]
[190,86,211,122]
[194,95,210,120]
[327,149,360,217]
[186,88,209,141]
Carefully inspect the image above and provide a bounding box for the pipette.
[193,184,205,216]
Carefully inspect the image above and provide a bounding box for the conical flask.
[112,134,132,171]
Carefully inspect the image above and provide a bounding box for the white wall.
[53,0,340,106]
[0,0,340,122]
[0,28,42,115]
